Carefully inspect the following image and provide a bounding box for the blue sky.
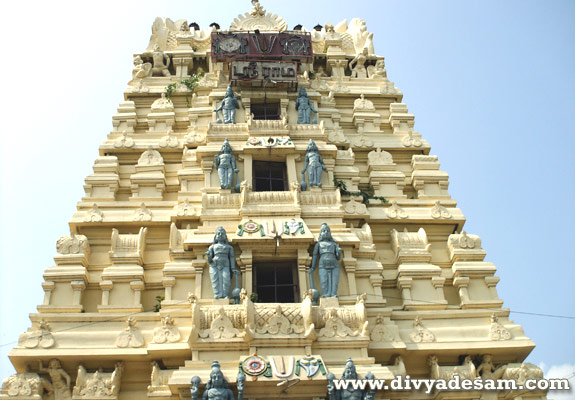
[0,0,573,393]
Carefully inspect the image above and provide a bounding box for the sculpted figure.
[132,55,152,79]
[214,84,240,124]
[38,359,72,400]
[214,139,239,190]
[348,18,375,55]
[310,223,342,298]
[349,48,368,79]
[151,45,171,77]
[301,139,327,190]
[191,361,236,400]
[206,227,239,299]
[367,59,386,79]
[296,87,318,124]
[327,358,374,400]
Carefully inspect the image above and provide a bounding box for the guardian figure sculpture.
[214,84,240,124]
[310,223,342,298]
[296,87,318,124]
[206,227,239,299]
[301,139,326,190]
[214,139,239,190]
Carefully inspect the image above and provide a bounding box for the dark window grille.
[251,102,281,120]
[253,161,287,192]
[254,263,299,303]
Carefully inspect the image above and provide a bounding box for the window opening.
[251,101,281,120]
[253,161,287,191]
[254,262,299,303]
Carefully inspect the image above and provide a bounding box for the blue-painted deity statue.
[296,87,318,124]
[301,139,327,190]
[214,84,240,124]
[206,227,239,299]
[214,139,239,190]
[310,223,342,298]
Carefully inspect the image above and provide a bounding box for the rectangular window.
[253,161,287,192]
[254,262,299,303]
[251,101,281,120]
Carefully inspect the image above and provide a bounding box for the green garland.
[165,71,205,107]
[334,179,388,205]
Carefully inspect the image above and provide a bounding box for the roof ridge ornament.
[231,0,287,32]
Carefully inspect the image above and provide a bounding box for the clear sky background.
[0,0,573,395]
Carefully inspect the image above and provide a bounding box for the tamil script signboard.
[230,61,297,82]
[211,32,312,60]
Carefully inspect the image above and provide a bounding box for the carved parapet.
[452,262,503,309]
[206,122,249,141]
[72,362,124,399]
[0,371,42,399]
[428,355,477,380]
[83,156,120,201]
[287,121,326,141]
[397,264,447,310]
[352,95,381,133]
[254,304,304,335]
[388,103,415,135]
[411,155,450,199]
[196,305,246,341]
[109,227,147,265]
[130,148,166,201]
[147,94,175,133]
[111,101,136,133]
[390,228,432,264]
[54,232,90,266]
[147,361,174,398]
[247,118,289,133]
[367,148,406,199]
[202,193,241,209]
[447,231,486,262]
[169,223,195,257]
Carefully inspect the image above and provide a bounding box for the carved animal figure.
[428,355,477,380]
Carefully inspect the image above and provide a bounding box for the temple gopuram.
[1,1,547,399]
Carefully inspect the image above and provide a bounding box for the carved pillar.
[397,277,413,307]
[100,280,113,306]
[42,281,55,306]
[286,154,299,185]
[297,248,311,299]
[240,248,253,294]
[369,274,384,299]
[342,246,357,295]
[131,280,145,307]
[192,258,206,298]
[71,280,86,306]
[453,276,470,304]
[163,277,176,301]
[201,159,213,188]
[242,154,253,187]
[112,101,136,133]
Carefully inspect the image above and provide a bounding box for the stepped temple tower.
[2,2,546,400]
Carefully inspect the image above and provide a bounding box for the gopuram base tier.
[1,2,545,400]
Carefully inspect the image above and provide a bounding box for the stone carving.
[310,223,342,298]
[159,129,179,148]
[190,361,243,400]
[184,131,206,145]
[327,128,348,145]
[21,319,55,349]
[345,18,375,55]
[151,92,174,113]
[353,94,376,112]
[296,356,326,378]
[296,87,318,124]
[151,45,171,77]
[205,227,239,299]
[115,317,144,348]
[326,358,375,400]
[147,361,173,396]
[402,131,422,147]
[367,59,386,79]
[199,308,240,339]
[133,203,153,221]
[344,198,367,215]
[301,139,327,191]
[449,231,481,249]
[409,316,435,343]
[138,147,164,166]
[431,201,451,219]
[174,199,195,216]
[214,139,239,191]
[269,356,295,379]
[114,131,134,148]
[477,355,502,380]
[152,315,181,343]
[56,232,89,255]
[73,362,123,398]
[490,314,512,341]
[230,0,287,32]
[255,305,303,335]
[331,79,350,93]
[0,369,42,397]
[349,49,369,78]
[428,355,477,380]
[319,308,357,337]
[84,203,104,222]
[131,79,149,93]
[370,315,397,342]
[132,55,151,79]
[501,362,543,385]
[214,85,240,124]
[368,148,393,165]
[37,359,72,400]
[386,201,408,219]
